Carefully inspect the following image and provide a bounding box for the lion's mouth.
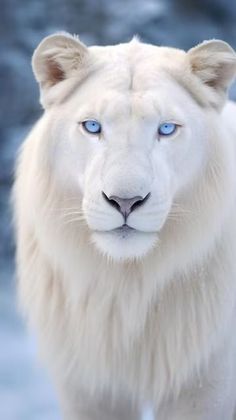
[112,224,137,237]
[114,224,135,232]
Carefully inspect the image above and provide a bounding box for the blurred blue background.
[1,0,236,418]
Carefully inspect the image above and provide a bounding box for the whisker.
[62,217,87,226]
[60,197,82,202]
[171,202,193,214]
[48,205,83,211]
[167,215,184,222]
[47,208,84,217]
[59,211,85,219]
[86,208,115,218]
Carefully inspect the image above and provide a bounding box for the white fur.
[13,34,236,419]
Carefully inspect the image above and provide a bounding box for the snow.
[0,265,61,419]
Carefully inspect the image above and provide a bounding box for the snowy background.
[1,0,236,418]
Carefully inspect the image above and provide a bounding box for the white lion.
[13,33,236,419]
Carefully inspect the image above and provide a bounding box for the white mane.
[13,33,236,418]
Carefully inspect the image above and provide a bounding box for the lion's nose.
[102,192,150,220]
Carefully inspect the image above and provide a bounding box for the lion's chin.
[91,228,158,261]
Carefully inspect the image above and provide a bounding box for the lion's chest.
[49,271,229,404]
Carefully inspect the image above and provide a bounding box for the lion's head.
[32,33,236,261]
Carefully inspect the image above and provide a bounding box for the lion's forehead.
[69,80,188,125]
[62,42,192,124]
[88,41,186,91]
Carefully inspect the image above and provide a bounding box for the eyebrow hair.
[56,72,93,105]
[165,68,218,109]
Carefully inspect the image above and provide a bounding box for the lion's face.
[49,72,206,260]
[32,34,236,260]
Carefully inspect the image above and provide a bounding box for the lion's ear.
[32,33,88,107]
[187,40,236,107]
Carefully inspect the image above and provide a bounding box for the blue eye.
[158,122,177,137]
[82,120,101,134]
